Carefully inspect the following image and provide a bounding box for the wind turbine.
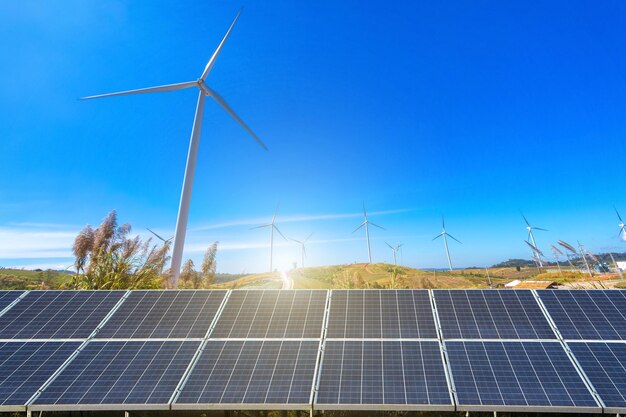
[82,9,267,288]
[252,206,287,272]
[385,242,403,266]
[352,204,384,263]
[433,217,461,271]
[146,228,173,244]
[521,214,547,267]
[616,208,626,240]
[291,233,313,268]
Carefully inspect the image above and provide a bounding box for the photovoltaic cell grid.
[210,290,327,339]
[568,342,626,410]
[434,290,556,340]
[316,341,451,408]
[0,291,124,339]
[326,290,437,339]
[539,290,626,340]
[0,291,24,312]
[96,290,226,339]
[175,340,318,406]
[0,341,80,407]
[446,341,598,410]
[33,340,199,407]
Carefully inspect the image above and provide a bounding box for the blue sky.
[1,0,625,273]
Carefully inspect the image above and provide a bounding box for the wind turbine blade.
[521,212,530,227]
[201,8,243,80]
[616,207,624,223]
[368,222,385,230]
[81,81,196,100]
[385,242,394,250]
[447,233,462,244]
[432,233,443,241]
[273,225,288,241]
[533,227,548,232]
[305,232,314,242]
[352,223,366,233]
[290,238,303,244]
[250,224,271,230]
[397,244,403,250]
[272,204,279,224]
[146,228,166,242]
[204,86,268,150]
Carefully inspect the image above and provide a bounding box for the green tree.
[71,211,169,289]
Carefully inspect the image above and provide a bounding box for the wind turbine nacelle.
[197,79,211,96]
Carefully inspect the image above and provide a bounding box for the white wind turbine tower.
[385,242,403,266]
[251,206,287,272]
[291,233,313,269]
[522,214,547,267]
[82,9,267,288]
[432,217,461,271]
[352,204,385,263]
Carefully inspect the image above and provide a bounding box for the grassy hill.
[0,268,71,290]
[208,263,555,290]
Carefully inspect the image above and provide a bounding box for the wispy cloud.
[0,226,77,259]
[192,208,413,231]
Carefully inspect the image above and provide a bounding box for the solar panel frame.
[445,340,601,413]
[538,290,626,340]
[0,291,26,317]
[325,289,438,339]
[567,341,626,413]
[30,340,201,411]
[433,289,557,340]
[95,290,227,339]
[210,290,328,339]
[172,340,320,410]
[0,341,81,412]
[0,291,125,340]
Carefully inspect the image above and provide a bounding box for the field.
[0,268,71,290]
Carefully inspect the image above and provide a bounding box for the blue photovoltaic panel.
[316,340,451,407]
[326,290,437,339]
[568,342,626,409]
[210,290,327,338]
[434,290,555,339]
[34,340,199,407]
[97,290,226,339]
[0,341,80,406]
[0,291,123,339]
[446,341,598,409]
[539,290,626,340]
[176,340,318,406]
[0,291,24,313]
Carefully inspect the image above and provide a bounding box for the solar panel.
[446,341,599,412]
[0,291,124,339]
[434,290,556,339]
[538,290,626,340]
[210,290,327,339]
[315,340,452,409]
[568,342,626,411]
[174,340,319,408]
[0,291,24,313]
[0,341,80,409]
[96,290,226,339]
[326,290,437,339]
[32,340,199,409]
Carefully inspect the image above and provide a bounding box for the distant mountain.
[491,259,536,268]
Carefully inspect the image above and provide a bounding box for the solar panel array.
[0,289,623,413]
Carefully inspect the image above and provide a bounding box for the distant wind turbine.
[146,228,173,244]
[252,206,287,272]
[385,242,403,266]
[433,217,461,271]
[82,9,267,288]
[616,208,626,240]
[352,204,385,263]
[521,213,547,267]
[291,233,313,269]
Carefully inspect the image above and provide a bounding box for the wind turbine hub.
[197,79,211,96]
